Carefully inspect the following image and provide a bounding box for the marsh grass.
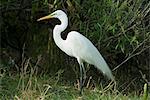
[0,58,148,99]
[0,71,147,100]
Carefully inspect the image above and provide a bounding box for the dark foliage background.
[0,0,150,94]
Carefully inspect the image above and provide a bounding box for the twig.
[113,45,150,71]
[86,76,92,88]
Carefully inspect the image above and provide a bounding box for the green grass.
[0,0,149,99]
[0,72,147,100]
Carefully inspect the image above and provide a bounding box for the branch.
[113,45,150,71]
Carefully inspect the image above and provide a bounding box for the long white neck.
[53,14,68,52]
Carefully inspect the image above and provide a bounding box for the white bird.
[37,10,114,94]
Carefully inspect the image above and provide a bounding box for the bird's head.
[37,10,67,22]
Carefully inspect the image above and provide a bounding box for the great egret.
[37,10,114,94]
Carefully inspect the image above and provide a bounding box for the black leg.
[81,63,86,86]
[79,63,86,95]
[79,64,83,95]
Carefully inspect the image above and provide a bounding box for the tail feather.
[94,54,114,80]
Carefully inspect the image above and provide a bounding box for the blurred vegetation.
[0,0,150,99]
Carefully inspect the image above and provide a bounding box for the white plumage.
[66,31,113,80]
[37,10,114,93]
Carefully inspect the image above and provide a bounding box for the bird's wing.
[66,31,97,63]
[66,31,114,80]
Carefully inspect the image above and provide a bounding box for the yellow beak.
[37,15,53,21]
